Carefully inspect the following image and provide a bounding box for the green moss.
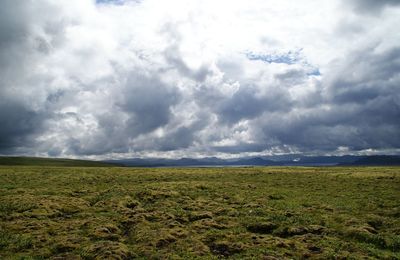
[0,166,399,258]
[246,222,278,234]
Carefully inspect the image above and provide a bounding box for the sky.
[0,0,399,159]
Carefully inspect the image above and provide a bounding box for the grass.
[0,166,399,259]
[0,157,118,167]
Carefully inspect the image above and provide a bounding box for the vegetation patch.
[0,166,399,258]
[246,222,278,234]
[189,211,213,222]
[82,241,131,259]
[208,240,245,257]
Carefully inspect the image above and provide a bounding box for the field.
[0,157,118,167]
[0,166,399,259]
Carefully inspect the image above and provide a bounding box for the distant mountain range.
[1,155,399,167]
[104,155,400,167]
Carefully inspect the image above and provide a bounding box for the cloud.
[249,43,400,154]
[121,74,181,137]
[0,102,45,152]
[349,0,400,14]
[0,0,399,158]
[215,84,292,124]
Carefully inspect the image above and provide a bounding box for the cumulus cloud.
[0,0,399,158]
[349,0,400,14]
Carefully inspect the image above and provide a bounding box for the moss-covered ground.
[0,166,399,259]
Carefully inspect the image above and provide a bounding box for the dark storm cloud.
[213,143,266,154]
[62,72,185,156]
[215,85,292,124]
[0,1,185,156]
[328,46,400,108]
[155,109,213,151]
[64,111,131,156]
[121,74,181,137]
[0,102,45,152]
[0,1,31,79]
[329,53,400,107]
[349,0,400,14]
[157,126,195,151]
[248,45,400,154]
[0,1,59,154]
[0,3,26,49]
[256,102,399,153]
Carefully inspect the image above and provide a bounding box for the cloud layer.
[0,0,399,158]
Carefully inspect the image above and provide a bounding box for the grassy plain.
[0,157,118,167]
[0,166,399,259]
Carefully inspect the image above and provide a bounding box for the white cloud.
[0,0,399,158]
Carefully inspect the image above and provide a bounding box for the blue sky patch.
[96,0,126,5]
[246,49,303,65]
[307,68,321,76]
[245,49,321,76]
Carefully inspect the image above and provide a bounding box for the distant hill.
[105,155,400,167]
[1,155,399,167]
[339,155,400,166]
[0,157,120,167]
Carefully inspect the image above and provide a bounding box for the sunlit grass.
[0,166,399,258]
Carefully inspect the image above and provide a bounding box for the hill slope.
[341,155,400,166]
[0,157,119,167]
[106,155,400,167]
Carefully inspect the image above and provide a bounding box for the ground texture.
[0,166,399,259]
